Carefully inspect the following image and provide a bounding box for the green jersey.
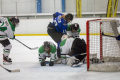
[0,17,15,40]
[38,41,57,62]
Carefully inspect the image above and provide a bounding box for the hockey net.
[86,19,120,72]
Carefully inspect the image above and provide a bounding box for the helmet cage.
[43,41,50,50]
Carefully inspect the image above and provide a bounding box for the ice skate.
[3,55,12,65]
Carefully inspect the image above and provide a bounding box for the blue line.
[62,0,65,12]
[37,0,42,13]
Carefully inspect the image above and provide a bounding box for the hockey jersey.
[52,12,68,34]
[0,17,15,40]
[38,42,57,62]
[67,24,81,38]
[60,38,75,55]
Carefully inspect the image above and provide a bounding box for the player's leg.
[0,39,12,64]
[47,23,63,43]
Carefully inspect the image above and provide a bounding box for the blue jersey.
[52,12,68,34]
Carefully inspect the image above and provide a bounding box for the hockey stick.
[0,64,20,73]
[15,38,38,50]
[61,53,86,58]
[45,53,86,64]
[101,32,117,38]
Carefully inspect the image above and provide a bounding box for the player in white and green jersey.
[0,16,19,64]
[38,41,57,66]
[67,23,81,38]
[58,34,86,67]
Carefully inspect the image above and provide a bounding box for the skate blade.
[3,61,12,65]
[71,63,83,67]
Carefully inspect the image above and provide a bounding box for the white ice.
[0,36,120,80]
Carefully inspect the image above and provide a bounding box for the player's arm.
[50,45,57,61]
[0,16,6,23]
[6,27,15,39]
[53,12,63,19]
[38,46,46,62]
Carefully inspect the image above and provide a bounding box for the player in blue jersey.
[47,12,73,58]
[47,12,73,43]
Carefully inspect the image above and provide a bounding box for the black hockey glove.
[49,61,54,66]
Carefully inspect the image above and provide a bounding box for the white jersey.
[38,41,57,62]
[67,31,80,38]
[66,24,81,38]
[0,17,15,40]
[60,38,75,55]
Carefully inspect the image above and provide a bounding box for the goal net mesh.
[86,19,120,72]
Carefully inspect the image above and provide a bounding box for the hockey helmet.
[61,34,68,41]
[43,41,50,50]
[65,13,73,22]
[70,23,79,32]
[10,17,20,27]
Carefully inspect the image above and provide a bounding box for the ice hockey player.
[47,12,73,43]
[47,12,73,59]
[38,41,57,66]
[0,16,19,65]
[67,23,81,38]
[56,34,86,67]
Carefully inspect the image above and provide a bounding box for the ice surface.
[0,36,120,80]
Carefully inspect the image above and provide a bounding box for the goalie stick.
[45,53,86,64]
[61,53,86,58]
[0,64,20,73]
[15,38,38,50]
[101,32,116,38]
[101,32,120,41]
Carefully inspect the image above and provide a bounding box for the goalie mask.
[43,41,50,51]
[10,17,20,27]
[70,23,79,32]
[61,34,68,41]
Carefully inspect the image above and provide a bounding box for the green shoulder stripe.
[60,39,67,47]
[38,46,45,53]
[67,24,71,31]
[77,28,81,33]
[1,22,4,26]
[7,18,15,31]
[50,45,56,53]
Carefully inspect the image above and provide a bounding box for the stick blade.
[10,69,20,72]
[30,47,38,50]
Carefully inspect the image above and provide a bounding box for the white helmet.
[61,34,68,41]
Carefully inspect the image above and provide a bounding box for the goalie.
[56,35,86,67]
[38,41,57,66]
